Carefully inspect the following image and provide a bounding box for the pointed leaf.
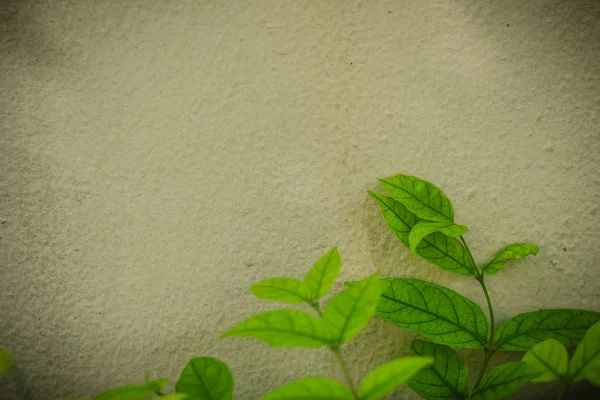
[569,321,600,384]
[368,192,475,276]
[409,221,468,258]
[494,309,600,351]
[250,278,312,304]
[322,272,382,343]
[469,362,541,400]
[303,248,342,300]
[358,356,433,400]
[260,377,353,400]
[408,340,469,399]
[375,278,489,348]
[221,309,329,347]
[0,347,13,376]
[95,379,169,400]
[521,339,568,382]
[378,173,454,222]
[175,357,233,400]
[481,243,539,275]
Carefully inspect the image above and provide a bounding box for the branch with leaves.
[222,247,434,400]
[368,172,600,399]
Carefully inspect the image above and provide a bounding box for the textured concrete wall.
[1,0,599,399]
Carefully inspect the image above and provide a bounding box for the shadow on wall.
[1,1,79,399]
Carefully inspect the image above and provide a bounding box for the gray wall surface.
[1,0,599,399]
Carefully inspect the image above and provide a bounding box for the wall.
[1,0,599,398]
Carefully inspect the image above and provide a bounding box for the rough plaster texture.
[1,0,600,399]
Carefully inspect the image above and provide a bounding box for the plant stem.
[473,348,492,389]
[331,347,359,400]
[556,379,569,400]
[477,275,495,349]
[460,235,497,392]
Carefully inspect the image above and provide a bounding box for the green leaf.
[250,278,312,304]
[260,377,353,400]
[95,379,169,400]
[303,247,342,300]
[378,173,454,222]
[469,362,541,400]
[409,221,468,258]
[408,340,469,399]
[368,192,475,276]
[569,321,600,385]
[322,272,382,343]
[0,347,13,376]
[375,278,489,348]
[494,309,600,351]
[221,309,329,347]
[481,243,539,275]
[358,356,433,400]
[175,357,233,400]
[160,395,188,400]
[521,339,568,382]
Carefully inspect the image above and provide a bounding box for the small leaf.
[375,278,489,348]
[260,377,353,400]
[95,379,169,400]
[358,357,433,400]
[175,357,233,400]
[408,340,469,399]
[322,272,382,343]
[378,173,454,222]
[569,321,600,385]
[0,347,13,376]
[521,339,568,382]
[494,309,600,351]
[481,243,539,275]
[409,221,468,258]
[250,278,312,304]
[221,309,329,347]
[303,247,342,300]
[469,362,541,400]
[368,192,475,276]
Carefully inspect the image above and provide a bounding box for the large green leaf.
[375,278,489,348]
[221,310,329,347]
[303,247,342,300]
[358,357,433,400]
[409,221,468,258]
[409,340,468,399]
[250,278,312,304]
[95,379,169,400]
[260,377,353,400]
[521,339,568,382]
[368,192,474,276]
[469,362,540,400]
[378,173,454,222]
[569,320,600,385]
[494,309,600,351]
[175,357,233,400]
[0,347,13,376]
[322,272,382,343]
[481,243,539,275]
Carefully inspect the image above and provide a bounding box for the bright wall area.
[1,1,599,399]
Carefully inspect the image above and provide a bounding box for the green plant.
[221,247,434,399]
[7,172,599,400]
[521,320,600,398]
[367,172,600,399]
